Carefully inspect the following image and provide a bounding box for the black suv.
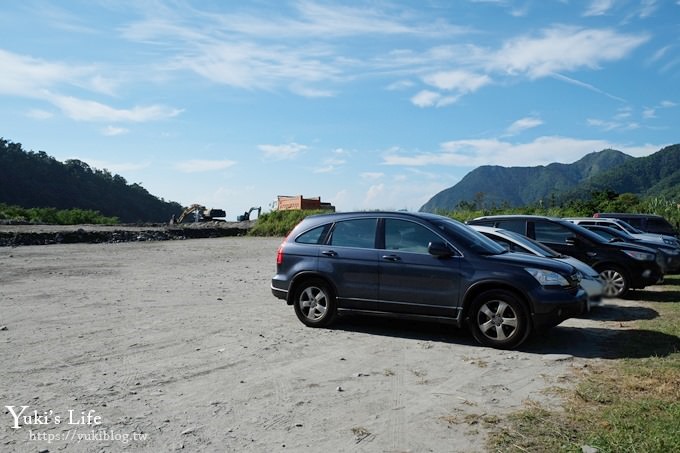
[580,224,680,274]
[467,215,662,298]
[272,212,587,349]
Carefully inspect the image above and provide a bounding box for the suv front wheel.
[597,265,629,298]
[468,290,531,349]
[293,278,337,327]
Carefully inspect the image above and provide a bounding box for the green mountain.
[0,138,182,223]
[420,148,633,212]
[564,144,680,200]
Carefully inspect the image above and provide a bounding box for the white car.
[564,217,680,249]
[470,225,605,310]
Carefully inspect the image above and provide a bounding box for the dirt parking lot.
[0,237,661,452]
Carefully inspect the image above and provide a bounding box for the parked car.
[579,224,680,274]
[565,217,680,249]
[271,211,587,349]
[594,212,678,237]
[467,215,663,298]
[470,225,604,309]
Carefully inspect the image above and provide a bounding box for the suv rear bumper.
[271,278,288,301]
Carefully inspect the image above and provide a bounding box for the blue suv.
[271,212,587,349]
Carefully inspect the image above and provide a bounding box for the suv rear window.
[296,225,329,244]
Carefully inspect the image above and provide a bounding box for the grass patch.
[248,209,333,236]
[490,279,680,453]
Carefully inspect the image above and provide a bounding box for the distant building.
[276,195,335,212]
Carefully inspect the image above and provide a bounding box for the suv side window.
[328,219,377,248]
[534,221,572,244]
[495,219,526,234]
[385,219,442,254]
[621,217,643,229]
[647,218,675,234]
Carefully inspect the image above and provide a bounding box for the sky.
[1,0,679,218]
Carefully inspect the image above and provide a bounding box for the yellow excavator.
[174,204,226,224]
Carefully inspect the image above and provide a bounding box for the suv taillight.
[276,244,284,265]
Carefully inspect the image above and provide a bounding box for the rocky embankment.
[0,221,253,246]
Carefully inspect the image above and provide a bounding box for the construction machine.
[174,204,226,224]
[237,207,261,221]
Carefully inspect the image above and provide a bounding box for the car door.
[377,218,461,317]
[319,218,380,309]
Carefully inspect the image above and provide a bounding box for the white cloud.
[26,109,53,119]
[383,136,664,168]
[363,183,385,207]
[649,46,670,64]
[423,70,491,93]
[48,94,183,122]
[505,117,543,135]
[175,159,236,173]
[289,84,335,98]
[584,0,615,16]
[121,2,469,96]
[638,0,658,18]
[102,126,129,136]
[587,118,621,131]
[259,142,307,160]
[361,172,384,180]
[87,75,119,96]
[0,49,181,123]
[660,100,677,108]
[614,107,633,119]
[411,90,441,107]
[0,49,81,96]
[386,80,414,91]
[489,26,649,79]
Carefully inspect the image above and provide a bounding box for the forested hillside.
[420,149,633,212]
[563,144,680,201]
[0,138,182,223]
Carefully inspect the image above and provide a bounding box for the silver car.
[470,225,605,311]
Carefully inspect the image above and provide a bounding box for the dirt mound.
[0,222,252,246]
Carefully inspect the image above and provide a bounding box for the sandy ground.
[0,237,657,452]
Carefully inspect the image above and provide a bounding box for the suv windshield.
[432,218,506,255]
[559,220,609,244]
[615,219,645,234]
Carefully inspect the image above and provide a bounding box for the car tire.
[293,278,337,327]
[468,290,531,349]
[597,265,629,298]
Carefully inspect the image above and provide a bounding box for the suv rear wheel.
[597,265,629,298]
[293,278,337,327]
[468,290,530,349]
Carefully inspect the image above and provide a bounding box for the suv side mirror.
[428,241,454,257]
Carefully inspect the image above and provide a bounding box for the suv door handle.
[321,250,338,257]
[382,254,401,262]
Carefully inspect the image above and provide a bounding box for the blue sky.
[1,1,678,217]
